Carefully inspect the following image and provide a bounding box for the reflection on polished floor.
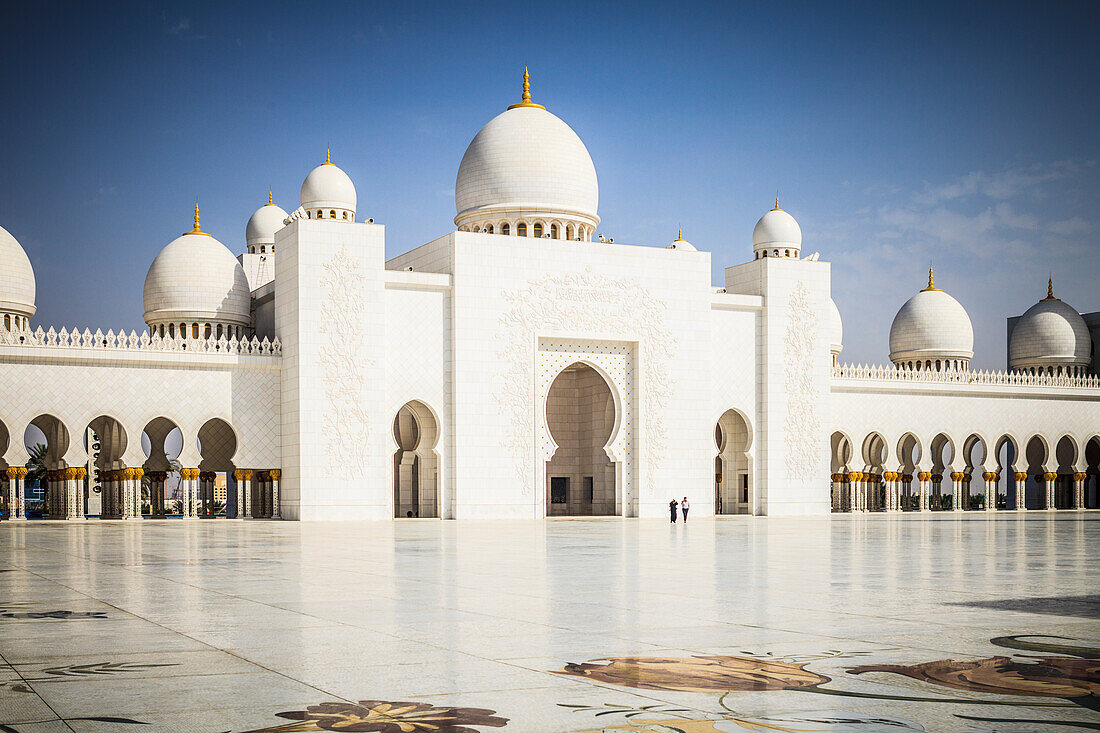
[0,514,1097,732]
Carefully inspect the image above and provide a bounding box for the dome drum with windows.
[454,69,599,242]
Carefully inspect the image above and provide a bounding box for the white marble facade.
[1,74,1098,521]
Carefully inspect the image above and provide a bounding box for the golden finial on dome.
[922,265,939,291]
[773,194,781,211]
[325,148,331,165]
[1042,275,1059,301]
[676,227,684,241]
[186,203,210,237]
[267,190,274,206]
[508,66,546,110]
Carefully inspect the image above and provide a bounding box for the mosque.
[1,72,1098,521]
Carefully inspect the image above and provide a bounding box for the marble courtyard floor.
[0,514,1097,732]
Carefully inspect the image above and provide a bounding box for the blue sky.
[1,1,1097,368]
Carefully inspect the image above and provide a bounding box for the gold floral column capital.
[269,469,281,481]
[5,467,16,480]
[1073,472,1087,481]
[131,468,144,480]
[73,467,87,481]
[233,469,245,481]
[242,469,253,480]
[917,471,931,481]
[1014,471,1027,481]
[982,471,998,481]
[64,467,81,481]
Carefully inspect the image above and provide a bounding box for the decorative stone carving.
[784,281,821,479]
[318,246,374,478]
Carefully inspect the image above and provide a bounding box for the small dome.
[827,298,843,356]
[143,207,251,328]
[300,151,356,217]
[1009,280,1091,372]
[246,193,289,248]
[666,229,696,251]
[753,200,802,256]
[888,268,973,368]
[454,70,598,237]
[0,224,36,319]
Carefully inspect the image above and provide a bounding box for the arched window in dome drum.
[517,223,527,237]
[3,315,9,331]
[342,211,348,219]
[204,324,211,339]
[533,223,543,238]
[487,224,494,234]
[773,249,779,257]
[762,251,767,257]
[316,210,323,219]
[329,210,336,219]
[168,324,175,338]
[192,324,199,339]
[785,249,790,257]
[216,324,223,339]
[550,224,559,239]
[501,223,510,235]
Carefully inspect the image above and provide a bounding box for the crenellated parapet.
[833,362,1099,389]
[0,326,281,356]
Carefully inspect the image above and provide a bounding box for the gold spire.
[1042,275,1059,301]
[922,265,939,291]
[773,194,781,211]
[676,227,684,241]
[325,149,331,165]
[508,66,546,110]
[186,203,210,237]
[267,190,274,206]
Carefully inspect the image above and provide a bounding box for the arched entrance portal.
[393,400,440,518]
[545,362,617,516]
[716,410,752,514]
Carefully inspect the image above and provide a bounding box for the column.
[15,468,26,519]
[233,469,244,519]
[74,468,87,517]
[1073,472,1086,510]
[65,468,80,520]
[270,469,281,519]
[902,473,913,511]
[983,471,997,511]
[884,472,896,512]
[179,469,194,518]
[847,472,861,512]
[950,471,964,512]
[830,474,841,512]
[1014,471,1027,510]
[189,470,199,519]
[133,468,145,517]
[1043,472,1056,510]
[922,473,935,511]
[122,464,136,517]
[5,467,14,520]
[242,470,253,518]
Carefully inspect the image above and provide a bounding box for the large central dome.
[454,70,599,241]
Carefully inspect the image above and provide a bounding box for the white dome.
[666,230,696,251]
[889,270,974,366]
[143,209,251,328]
[454,74,598,235]
[753,203,802,255]
[827,298,843,356]
[246,195,289,248]
[300,152,356,216]
[0,225,35,318]
[1009,284,1091,371]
